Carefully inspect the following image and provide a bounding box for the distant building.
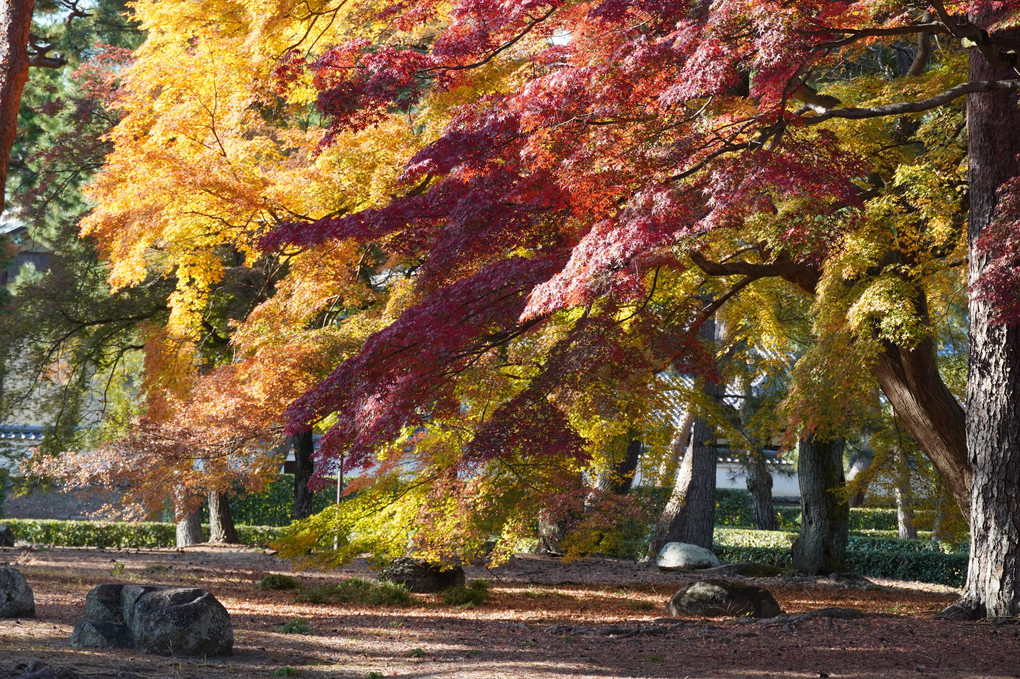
[1,216,50,286]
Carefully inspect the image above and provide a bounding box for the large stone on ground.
[126,587,233,656]
[657,542,721,571]
[71,583,233,656]
[0,524,14,547]
[70,620,134,650]
[379,557,465,593]
[0,567,35,618]
[666,579,782,619]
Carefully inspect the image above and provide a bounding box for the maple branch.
[809,22,950,49]
[801,80,1020,124]
[689,250,819,295]
[432,7,557,73]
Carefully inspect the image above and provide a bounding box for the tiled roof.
[0,425,45,442]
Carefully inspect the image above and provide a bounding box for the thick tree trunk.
[293,429,315,520]
[175,507,203,548]
[207,490,239,544]
[648,412,718,554]
[0,0,34,214]
[894,449,917,540]
[944,23,1020,619]
[871,333,969,520]
[746,450,779,531]
[791,435,849,575]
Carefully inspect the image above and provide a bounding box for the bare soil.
[1,545,1017,679]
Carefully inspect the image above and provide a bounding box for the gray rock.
[0,524,14,547]
[8,662,86,679]
[379,558,465,593]
[666,579,782,619]
[656,542,722,571]
[83,583,125,623]
[0,567,35,618]
[70,620,134,650]
[126,586,233,656]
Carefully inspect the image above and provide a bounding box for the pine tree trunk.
[746,450,779,531]
[944,20,1020,619]
[207,490,239,544]
[0,0,34,214]
[293,429,315,520]
[648,413,718,555]
[175,507,203,548]
[791,435,849,575]
[894,450,917,540]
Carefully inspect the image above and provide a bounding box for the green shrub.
[715,489,756,527]
[442,580,490,607]
[2,518,282,548]
[258,574,302,591]
[274,667,300,677]
[713,527,968,585]
[276,618,312,635]
[296,578,412,606]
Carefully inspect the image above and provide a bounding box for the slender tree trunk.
[894,449,917,540]
[871,332,969,520]
[207,490,239,544]
[293,429,315,520]
[659,412,694,483]
[845,453,872,508]
[746,450,779,531]
[593,433,643,496]
[0,0,34,214]
[175,507,203,548]
[648,412,718,554]
[791,435,849,575]
[944,21,1020,619]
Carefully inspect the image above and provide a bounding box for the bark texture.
[951,19,1020,618]
[871,333,969,520]
[207,490,239,544]
[894,449,918,540]
[746,450,779,531]
[593,434,643,496]
[175,508,203,548]
[0,0,34,213]
[648,411,718,554]
[293,430,315,520]
[791,436,849,575]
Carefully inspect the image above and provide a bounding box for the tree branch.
[801,79,1020,124]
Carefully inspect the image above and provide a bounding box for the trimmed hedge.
[1,518,283,548]
[713,527,968,586]
[769,506,937,532]
[198,475,336,527]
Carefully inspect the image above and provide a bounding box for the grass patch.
[629,600,656,611]
[259,574,302,591]
[274,668,300,677]
[442,580,490,607]
[297,578,412,606]
[407,648,427,658]
[276,618,312,635]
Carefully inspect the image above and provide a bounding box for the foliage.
[275,618,312,635]
[713,528,968,585]
[258,574,302,591]
[442,580,490,607]
[296,578,411,607]
[2,518,281,548]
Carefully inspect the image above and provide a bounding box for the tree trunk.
[894,449,917,540]
[845,453,872,508]
[658,412,694,483]
[293,429,315,520]
[648,412,718,555]
[175,507,203,548]
[746,450,779,531]
[944,21,1020,619]
[0,0,34,214]
[593,433,643,496]
[791,435,849,575]
[207,490,239,544]
[871,332,969,521]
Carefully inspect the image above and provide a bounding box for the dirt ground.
[1,545,1017,679]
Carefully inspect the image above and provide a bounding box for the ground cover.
[0,545,1016,679]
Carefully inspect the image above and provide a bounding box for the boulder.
[666,579,782,619]
[71,583,232,656]
[0,523,14,547]
[0,567,35,618]
[70,620,134,650]
[379,558,465,593]
[127,587,233,657]
[656,542,721,571]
